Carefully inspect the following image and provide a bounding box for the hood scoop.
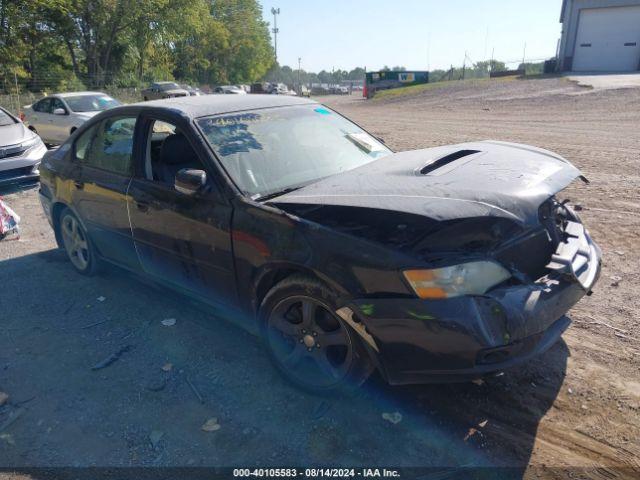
[419,149,481,175]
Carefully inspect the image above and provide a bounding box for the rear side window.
[83,116,137,175]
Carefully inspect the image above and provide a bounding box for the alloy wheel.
[267,296,354,388]
[61,214,90,271]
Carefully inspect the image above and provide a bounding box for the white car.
[214,85,247,95]
[0,106,46,188]
[23,92,120,145]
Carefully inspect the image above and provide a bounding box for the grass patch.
[372,76,515,101]
[372,82,447,101]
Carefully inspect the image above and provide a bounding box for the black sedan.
[38,95,601,393]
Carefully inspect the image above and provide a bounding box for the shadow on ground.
[0,182,39,197]
[0,249,567,476]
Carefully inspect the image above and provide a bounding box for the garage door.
[573,6,640,72]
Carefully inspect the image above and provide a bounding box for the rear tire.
[58,208,100,276]
[260,275,373,394]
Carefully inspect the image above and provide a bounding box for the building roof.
[560,0,568,22]
[130,94,317,119]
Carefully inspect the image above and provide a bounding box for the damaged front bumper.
[342,227,602,386]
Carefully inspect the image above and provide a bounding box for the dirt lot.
[0,77,639,477]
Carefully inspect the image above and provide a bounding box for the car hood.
[0,122,32,146]
[272,141,583,227]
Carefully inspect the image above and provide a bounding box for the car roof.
[127,94,317,119]
[54,91,109,98]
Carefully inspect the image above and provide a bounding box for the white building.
[558,0,640,72]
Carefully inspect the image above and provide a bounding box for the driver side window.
[144,119,206,188]
[51,98,66,114]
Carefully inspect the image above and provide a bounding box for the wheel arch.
[253,263,350,317]
[51,201,68,248]
[51,202,88,249]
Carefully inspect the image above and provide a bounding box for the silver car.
[141,82,190,101]
[22,92,120,145]
[0,107,46,188]
[214,85,247,95]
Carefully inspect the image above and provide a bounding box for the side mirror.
[175,168,206,196]
[53,108,66,115]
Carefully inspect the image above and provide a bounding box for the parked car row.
[250,82,298,95]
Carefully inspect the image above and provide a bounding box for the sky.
[260,0,563,72]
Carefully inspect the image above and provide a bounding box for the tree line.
[0,0,547,94]
[0,0,275,91]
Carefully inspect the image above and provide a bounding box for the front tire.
[260,275,373,394]
[58,208,99,276]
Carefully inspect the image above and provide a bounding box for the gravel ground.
[0,77,638,477]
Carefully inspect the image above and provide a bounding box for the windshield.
[197,105,391,199]
[64,95,120,113]
[0,108,16,126]
[159,83,180,91]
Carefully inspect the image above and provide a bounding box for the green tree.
[210,0,274,84]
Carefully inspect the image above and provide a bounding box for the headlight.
[403,261,511,299]
[21,135,43,151]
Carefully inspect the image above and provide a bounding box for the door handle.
[74,181,84,190]
[136,201,149,212]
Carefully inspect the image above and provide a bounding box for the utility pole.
[484,27,489,60]
[271,7,280,64]
[462,51,467,80]
[427,31,431,71]
[14,72,20,116]
[522,42,527,68]
[490,47,495,77]
[298,57,302,95]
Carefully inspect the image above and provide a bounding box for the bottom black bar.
[1,467,639,480]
